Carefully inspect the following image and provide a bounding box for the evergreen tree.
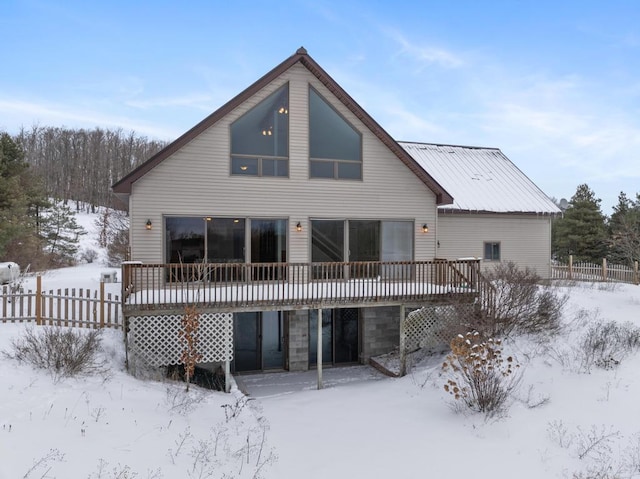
[552,184,607,262]
[0,133,48,267]
[40,202,87,266]
[608,192,640,266]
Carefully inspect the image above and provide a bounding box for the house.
[399,142,561,278]
[112,47,553,387]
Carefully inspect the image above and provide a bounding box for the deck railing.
[122,259,494,313]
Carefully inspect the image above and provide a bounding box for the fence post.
[100,281,105,328]
[602,258,607,282]
[635,261,639,285]
[568,255,573,280]
[35,275,42,326]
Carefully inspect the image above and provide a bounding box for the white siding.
[436,214,553,278]
[130,63,437,263]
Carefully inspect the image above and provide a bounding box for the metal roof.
[399,141,561,215]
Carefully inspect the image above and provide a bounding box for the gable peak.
[296,46,308,55]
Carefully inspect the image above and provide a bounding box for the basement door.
[309,308,359,366]
[233,311,286,372]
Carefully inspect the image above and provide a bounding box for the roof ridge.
[398,140,500,151]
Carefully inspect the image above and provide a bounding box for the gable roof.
[399,141,561,215]
[112,47,453,205]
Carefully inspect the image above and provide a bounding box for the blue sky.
[1,0,639,214]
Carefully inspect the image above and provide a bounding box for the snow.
[400,141,561,214]
[2,212,640,478]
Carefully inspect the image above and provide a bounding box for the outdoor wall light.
[145,219,152,230]
[422,224,429,233]
[296,222,302,232]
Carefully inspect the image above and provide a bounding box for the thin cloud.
[125,94,215,110]
[386,30,464,69]
[0,98,177,140]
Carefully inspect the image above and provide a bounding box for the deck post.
[317,308,323,390]
[399,305,406,377]
[225,359,231,393]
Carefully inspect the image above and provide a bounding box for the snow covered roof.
[399,141,561,215]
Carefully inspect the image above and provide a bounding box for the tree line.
[552,184,640,266]
[15,125,166,211]
[0,127,165,270]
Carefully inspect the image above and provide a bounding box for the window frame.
[230,83,290,178]
[483,241,501,262]
[308,86,363,181]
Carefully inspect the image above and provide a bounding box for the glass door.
[234,312,260,372]
[262,311,285,369]
[234,311,285,372]
[309,308,359,366]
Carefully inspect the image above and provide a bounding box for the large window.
[310,219,413,278]
[165,217,288,280]
[309,87,362,180]
[231,84,289,177]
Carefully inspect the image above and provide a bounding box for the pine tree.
[608,192,640,266]
[0,133,48,266]
[552,184,607,262]
[40,202,87,266]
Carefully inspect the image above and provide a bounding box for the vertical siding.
[130,63,437,263]
[437,214,553,278]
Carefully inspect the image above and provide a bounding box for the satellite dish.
[559,198,568,211]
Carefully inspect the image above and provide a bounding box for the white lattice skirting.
[404,304,474,352]
[128,312,234,367]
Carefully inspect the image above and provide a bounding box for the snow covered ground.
[2,211,640,478]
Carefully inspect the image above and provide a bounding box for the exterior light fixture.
[296,222,302,232]
[422,224,429,233]
[240,165,248,171]
[145,219,152,230]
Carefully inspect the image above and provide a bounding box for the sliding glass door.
[233,311,285,372]
[309,308,359,366]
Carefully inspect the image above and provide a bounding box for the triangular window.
[309,87,362,180]
[231,84,289,177]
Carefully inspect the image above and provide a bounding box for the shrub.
[442,331,521,416]
[579,320,640,372]
[4,326,105,380]
[79,248,99,264]
[485,262,568,338]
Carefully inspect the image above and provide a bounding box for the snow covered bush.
[442,331,521,416]
[4,326,105,380]
[485,262,568,338]
[579,320,640,372]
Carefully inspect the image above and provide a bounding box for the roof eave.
[438,207,562,217]
[112,47,453,204]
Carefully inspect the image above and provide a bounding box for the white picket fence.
[1,276,121,328]
[552,256,639,285]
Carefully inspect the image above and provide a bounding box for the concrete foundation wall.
[361,306,401,361]
[287,310,309,372]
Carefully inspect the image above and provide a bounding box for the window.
[310,219,413,278]
[484,242,501,261]
[231,84,289,177]
[309,87,362,180]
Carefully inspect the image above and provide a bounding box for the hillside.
[1,212,640,478]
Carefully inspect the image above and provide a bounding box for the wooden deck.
[122,259,494,315]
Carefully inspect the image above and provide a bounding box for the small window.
[309,87,362,180]
[484,242,501,261]
[231,84,289,177]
